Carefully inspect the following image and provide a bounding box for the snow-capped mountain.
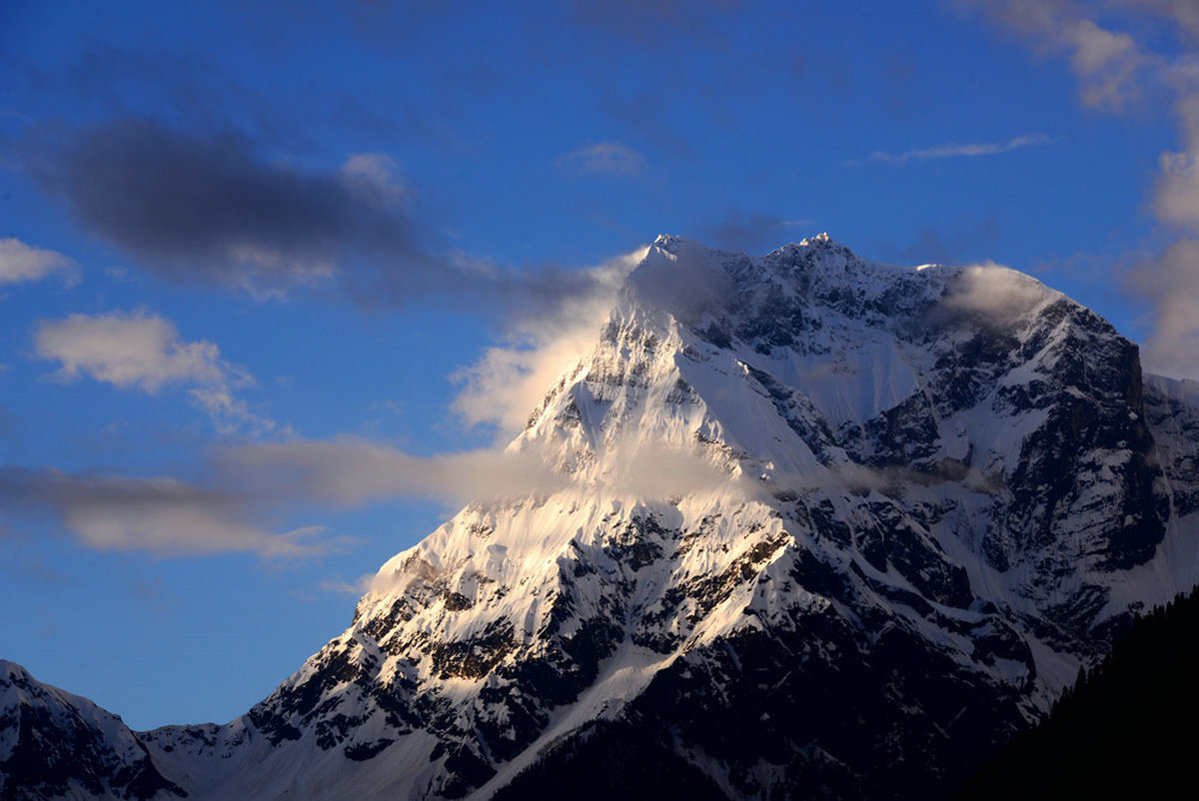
[5,234,1199,800]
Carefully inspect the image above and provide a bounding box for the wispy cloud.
[854,133,1056,165]
[555,141,647,177]
[319,574,376,595]
[599,92,695,158]
[0,238,77,287]
[451,247,642,435]
[34,309,273,436]
[0,468,337,559]
[0,432,733,560]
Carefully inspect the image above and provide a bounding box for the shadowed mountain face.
[0,661,184,801]
[5,235,1199,800]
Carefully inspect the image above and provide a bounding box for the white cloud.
[943,261,1057,323]
[862,134,1055,165]
[556,141,647,176]
[0,238,77,286]
[340,152,407,202]
[34,309,272,435]
[452,247,644,434]
[1062,18,1145,111]
[1133,238,1199,378]
[1155,145,1199,229]
[37,310,223,390]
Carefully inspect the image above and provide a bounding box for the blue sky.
[2,0,1197,730]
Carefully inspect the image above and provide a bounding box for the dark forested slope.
[956,585,1199,799]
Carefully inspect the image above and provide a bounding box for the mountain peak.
[795,231,842,249]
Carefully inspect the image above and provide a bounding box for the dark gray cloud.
[226,0,467,47]
[31,119,425,296]
[600,91,695,159]
[8,35,464,176]
[13,40,282,143]
[898,218,1000,265]
[569,0,744,46]
[28,119,618,320]
[697,212,814,254]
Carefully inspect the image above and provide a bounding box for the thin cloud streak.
[222,435,735,507]
[319,574,376,596]
[855,133,1055,165]
[555,141,647,177]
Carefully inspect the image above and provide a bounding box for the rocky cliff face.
[5,235,1198,800]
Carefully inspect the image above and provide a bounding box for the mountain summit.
[5,236,1199,800]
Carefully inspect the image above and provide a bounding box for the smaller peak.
[650,233,711,254]
[767,233,857,262]
[799,232,839,248]
[0,659,29,681]
[651,233,688,247]
[649,233,685,255]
